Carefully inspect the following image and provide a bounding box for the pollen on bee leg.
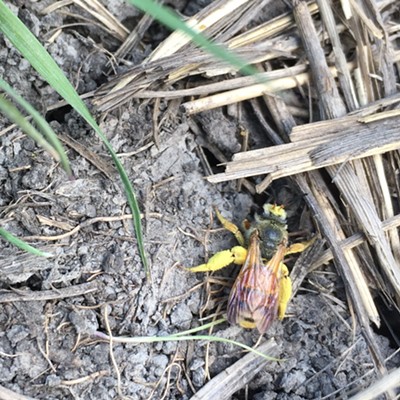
[186,250,236,272]
[286,236,316,255]
[278,263,292,320]
[231,246,247,265]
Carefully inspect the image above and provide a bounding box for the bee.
[187,203,310,334]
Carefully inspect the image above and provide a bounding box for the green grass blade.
[0,227,53,258]
[0,95,61,160]
[95,331,280,361]
[0,78,71,175]
[0,2,149,278]
[127,0,259,77]
[169,318,226,337]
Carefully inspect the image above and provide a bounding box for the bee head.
[262,203,287,222]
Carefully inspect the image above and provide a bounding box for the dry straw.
[94,0,400,397]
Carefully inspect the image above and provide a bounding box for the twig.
[292,0,390,381]
[0,282,98,303]
[60,370,109,385]
[207,112,400,183]
[103,307,125,399]
[58,134,115,180]
[0,384,36,400]
[190,339,279,400]
[181,67,340,114]
[311,214,400,269]
[316,0,358,110]
[349,367,400,400]
[292,0,347,118]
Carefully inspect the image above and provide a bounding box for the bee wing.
[227,236,286,334]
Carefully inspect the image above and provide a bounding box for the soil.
[0,1,399,400]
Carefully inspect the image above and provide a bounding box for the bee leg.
[187,246,247,272]
[285,236,316,255]
[214,208,245,246]
[278,263,292,320]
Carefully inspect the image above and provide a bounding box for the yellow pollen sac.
[285,236,317,255]
[187,250,235,272]
[231,246,247,265]
[264,203,287,219]
[278,263,292,320]
[187,246,248,272]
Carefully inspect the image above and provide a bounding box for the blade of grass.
[126,0,260,78]
[98,309,280,361]
[0,95,61,161]
[94,331,281,361]
[168,318,226,337]
[0,78,71,175]
[0,227,53,258]
[0,2,149,278]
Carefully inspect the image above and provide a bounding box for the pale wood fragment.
[292,0,392,381]
[349,367,400,400]
[0,282,98,303]
[182,66,341,115]
[316,0,358,110]
[208,113,400,183]
[148,0,253,62]
[311,214,400,268]
[190,339,279,400]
